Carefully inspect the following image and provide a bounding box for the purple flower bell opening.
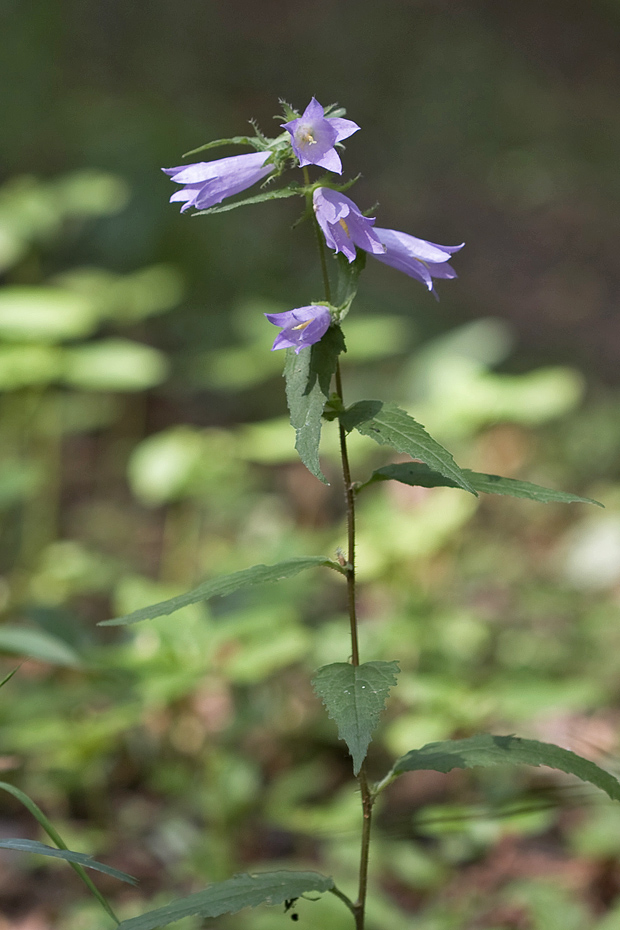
[313,188,385,262]
[282,98,359,174]
[371,228,464,294]
[265,305,332,354]
[163,151,273,213]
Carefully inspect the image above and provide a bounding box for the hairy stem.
[308,185,372,929]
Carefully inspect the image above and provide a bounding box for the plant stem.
[308,185,372,929]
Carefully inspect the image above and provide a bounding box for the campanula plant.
[6,98,612,930]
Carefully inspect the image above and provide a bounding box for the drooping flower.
[162,151,273,213]
[370,228,464,294]
[312,188,385,262]
[265,305,332,353]
[282,98,359,174]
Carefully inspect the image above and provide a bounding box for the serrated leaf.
[100,556,336,626]
[369,462,602,506]
[312,661,399,775]
[116,870,334,930]
[376,734,620,801]
[182,136,267,158]
[340,401,475,495]
[284,326,346,483]
[0,838,137,884]
[194,185,301,216]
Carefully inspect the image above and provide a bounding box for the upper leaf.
[375,734,620,802]
[0,838,137,884]
[284,325,346,483]
[367,462,602,506]
[100,557,337,627]
[339,401,475,495]
[312,661,399,775]
[116,870,334,930]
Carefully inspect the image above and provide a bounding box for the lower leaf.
[116,870,334,930]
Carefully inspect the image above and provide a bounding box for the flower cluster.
[163,98,463,353]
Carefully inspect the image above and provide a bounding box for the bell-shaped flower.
[163,151,273,213]
[282,98,359,174]
[370,228,464,294]
[313,188,385,262]
[265,305,332,353]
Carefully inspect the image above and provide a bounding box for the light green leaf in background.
[339,401,475,495]
[116,870,335,930]
[375,734,620,802]
[62,338,168,391]
[52,169,130,216]
[0,287,98,343]
[0,838,136,884]
[54,264,182,324]
[101,556,338,626]
[0,345,64,389]
[367,462,602,506]
[128,426,209,506]
[0,626,82,668]
[312,661,400,775]
[284,325,346,484]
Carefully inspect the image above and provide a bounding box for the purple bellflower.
[282,98,359,174]
[371,228,464,295]
[265,305,332,354]
[312,188,386,262]
[163,151,273,213]
[313,188,463,294]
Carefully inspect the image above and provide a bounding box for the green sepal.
[194,184,302,216]
[333,251,366,321]
[339,401,475,495]
[374,734,620,802]
[182,136,269,158]
[312,661,399,775]
[284,326,346,483]
[363,461,602,506]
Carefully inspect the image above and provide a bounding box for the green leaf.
[375,734,620,802]
[0,287,97,343]
[368,462,603,506]
[339,401,475,495]
[312,661,399,775]
[116,870,334,930]
[100,556,338,626]
[194,185,301,216]
[0,626,82,667]
[0,838,137,884]
[63,338,168,392]
[182,136,267,158]
[284,325,346,483]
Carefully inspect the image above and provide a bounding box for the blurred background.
[2,1,620,927]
